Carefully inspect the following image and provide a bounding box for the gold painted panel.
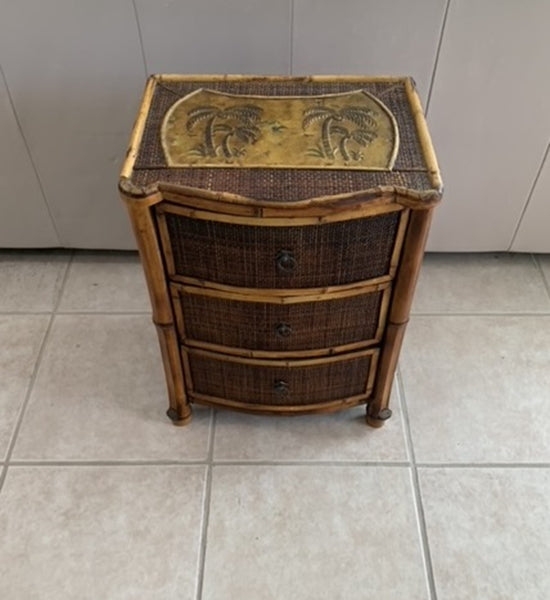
[161,89,399,170]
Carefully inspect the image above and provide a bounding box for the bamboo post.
[120,186,192,425]
[366,207,434,427]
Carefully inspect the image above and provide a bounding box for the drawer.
[184,348,378,409]
[172,283,390,357]
[157,204,407,289]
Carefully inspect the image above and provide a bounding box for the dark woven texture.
[163,210,400,288]
[132,79,433,201]
[178,289,383,351]
[189,353,372,405]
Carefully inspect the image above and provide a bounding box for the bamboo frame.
[156,200,403,227]
[366,208,434,427]
[185,346,377,367]
[119,74,442,428]
[120,190,191,425]
[170,281,391,359]
[189,392,369,416]
[183,346,379,415]
[156,202,409,287]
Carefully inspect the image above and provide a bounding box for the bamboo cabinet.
[119,75,442,428]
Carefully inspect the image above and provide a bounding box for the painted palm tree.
[303,105,378,161]
[212,122,262,159]
[186,104,263,158]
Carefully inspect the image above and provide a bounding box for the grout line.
[4,310,550,318]
[0,253,73,494]
[131,0,149,77]
[56,311,152,316]
[425,0,451,116]
[7,458,549,469]
[0,311,152,316]
[195,410,216,600]
[410,311,550,317]
[418,462,550,469]
[289,0,295,75]
[212,459,410,467]
[9,460,208,468]
[534,254,550,301]
[397,367,438,600]
[0,63,63,246]
[0,311,52,316]
[507,143,550,251]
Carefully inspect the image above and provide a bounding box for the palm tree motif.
[186,104,263,160]
[302,105,378,162]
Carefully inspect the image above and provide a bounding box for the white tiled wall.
[0,0,548,250]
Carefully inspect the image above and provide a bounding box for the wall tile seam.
[0,62,62,246]
[507,141,550,252]
[425,0,452,116]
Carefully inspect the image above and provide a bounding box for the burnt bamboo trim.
[155,209,176,278]
[169,274,393,297]
[365,349,380,395]
[173,280,390,304]
[120,76,156,179]
[184,346,378,368]
[189,392,369,416]
[182,338,378,360]
[367,208,434,426]
[389,209,410,277]
[156,201,403,227]
[160,187,398,217]
[156,74,408,84]
[374,285,392,344]
[158,181,438,210]
[404,78,443,192]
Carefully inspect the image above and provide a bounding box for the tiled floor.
[0,251,549,599]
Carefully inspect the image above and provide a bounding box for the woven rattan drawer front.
[173,284,390,356]
[185,349,378,408]
[157,205,406,289]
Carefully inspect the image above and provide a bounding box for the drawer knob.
[273,379,290,396]
[276,249,296,273]
[275,322,292,338]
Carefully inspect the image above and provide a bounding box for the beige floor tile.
[59,252,149,312]
[202,466,429,600]
[0,251,69,311]
[13,315,211,461]
[401,316,550,463]
[0,465,206,600]
[0,315,49,459]
[213,382,407,462]
[419,467,550,600]
[412,253,550,313]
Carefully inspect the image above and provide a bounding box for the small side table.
[119,75,442,428]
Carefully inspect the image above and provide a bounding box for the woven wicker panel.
[132,167,434,201]
[178,289,383,351]
[163,211,400,288]
[188,353,372,405]
[131,79,433,201]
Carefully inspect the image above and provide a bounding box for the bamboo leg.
[366,207,434,427]
[121,190,192,426]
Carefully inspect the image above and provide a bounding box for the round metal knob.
[275,249,296,273]
[273,379,290,396]
[275,322,292,338]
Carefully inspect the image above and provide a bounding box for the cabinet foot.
[366,407,392,428]
[166,407,192,426]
